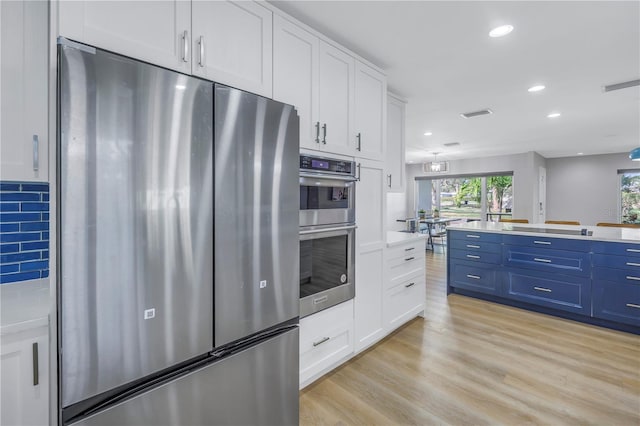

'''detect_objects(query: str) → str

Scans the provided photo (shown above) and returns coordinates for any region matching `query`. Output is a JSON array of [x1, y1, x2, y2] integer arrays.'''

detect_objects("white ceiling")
[[269, 1, 640, 163]]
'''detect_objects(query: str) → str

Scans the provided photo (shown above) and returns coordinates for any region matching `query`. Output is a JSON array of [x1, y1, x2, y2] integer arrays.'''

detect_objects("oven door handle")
[[299, 225, 357, 235], [299, 172, 358, 182]]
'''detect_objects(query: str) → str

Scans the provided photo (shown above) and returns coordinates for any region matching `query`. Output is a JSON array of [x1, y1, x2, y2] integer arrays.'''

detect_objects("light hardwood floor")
[[300, 250, 640, 425]]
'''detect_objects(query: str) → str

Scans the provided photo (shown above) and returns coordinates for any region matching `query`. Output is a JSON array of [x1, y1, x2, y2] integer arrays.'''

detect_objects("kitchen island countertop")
[[387, 231, 428, 248]]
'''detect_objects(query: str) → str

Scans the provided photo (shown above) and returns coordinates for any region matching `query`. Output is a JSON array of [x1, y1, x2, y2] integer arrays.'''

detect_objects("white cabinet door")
[[58, 0, 191, 74], [192, 1, 272, 97], [273, 15, 319, 151], [355, 159, 386, 251], [354, 61, 386, 161], [0, 0, 48, 182], [318, 41, 355, 157], [386, 94, 406, 192], [0, 327, 49, 426], [354, 248, 385, 352]]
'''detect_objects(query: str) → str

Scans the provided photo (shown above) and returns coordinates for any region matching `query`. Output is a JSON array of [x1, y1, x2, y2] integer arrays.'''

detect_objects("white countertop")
[[386, 231, 428, 248], [1, 279, 50, 335], [447, 222, 640, 244]]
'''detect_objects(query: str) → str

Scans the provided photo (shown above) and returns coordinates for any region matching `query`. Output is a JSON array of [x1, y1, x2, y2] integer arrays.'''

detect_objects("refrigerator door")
[[59, 44, 213, 407], [69, 327, 299, 426], [214, 85, 300, 346]]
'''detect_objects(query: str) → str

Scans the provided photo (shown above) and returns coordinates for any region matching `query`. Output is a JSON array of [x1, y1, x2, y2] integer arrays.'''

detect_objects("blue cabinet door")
[[448, 230, 502, 244], [592, 241, 640, 258], [449, 259, 501, 295], [503, 234, 589, 252], [592, 280, 640, 327]]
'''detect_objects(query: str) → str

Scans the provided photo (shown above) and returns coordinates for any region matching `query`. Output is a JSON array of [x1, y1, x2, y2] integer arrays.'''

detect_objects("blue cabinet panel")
[[592, 241, 640, 258], [450, 239, 501, 254], [503, 245, 591, 277], [504, 269, 591, 315], [593, 280, 640, 327], [448, 230, 502, 243], [592, 266, 640, 284], [503, 234, 589, 252], [592, 254, 640, 273], [450, 248, 501, 265], [449, 259, 500, 295]]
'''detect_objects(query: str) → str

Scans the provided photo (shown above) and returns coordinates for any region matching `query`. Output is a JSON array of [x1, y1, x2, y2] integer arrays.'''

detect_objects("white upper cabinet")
[[273, 15, 319, 150], [317, 41, 355, 157], [1, 0, 48, 182], [58, 1, 191, 74], [192, 1, 273, 98], [354, 61, 386, 161], [386, 94, 407, 192]]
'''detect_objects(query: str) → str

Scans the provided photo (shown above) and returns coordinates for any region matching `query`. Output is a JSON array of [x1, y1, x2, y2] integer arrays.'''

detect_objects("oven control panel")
[[300, 155, 355, 176]]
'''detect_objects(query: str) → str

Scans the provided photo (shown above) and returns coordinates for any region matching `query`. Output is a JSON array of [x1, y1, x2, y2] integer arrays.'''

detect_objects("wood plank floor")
[[300, 250, 640, 425]]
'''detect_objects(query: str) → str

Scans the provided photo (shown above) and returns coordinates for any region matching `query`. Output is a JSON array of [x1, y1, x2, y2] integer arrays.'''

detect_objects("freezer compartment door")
[[59, 44, 214, 407], [69, 327, 299, 426], [214, 85, 300, 346]]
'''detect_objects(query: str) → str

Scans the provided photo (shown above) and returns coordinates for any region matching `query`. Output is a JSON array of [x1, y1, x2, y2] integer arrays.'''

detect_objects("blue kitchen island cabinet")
[[447, 223, 640, 334]]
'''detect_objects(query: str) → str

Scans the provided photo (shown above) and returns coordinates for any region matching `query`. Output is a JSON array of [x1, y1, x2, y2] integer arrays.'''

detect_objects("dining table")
[[419, 217, 461, 250]]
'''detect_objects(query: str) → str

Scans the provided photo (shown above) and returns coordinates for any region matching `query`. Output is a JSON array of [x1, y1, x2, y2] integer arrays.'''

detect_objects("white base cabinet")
[[354, 248, 385, 352], [299, 300, 354, 389], [0, 325, 49, 426]]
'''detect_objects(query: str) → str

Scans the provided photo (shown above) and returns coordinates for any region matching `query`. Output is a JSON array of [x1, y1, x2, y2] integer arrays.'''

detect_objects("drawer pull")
[[405, 257, 415, 262], [404, 247, 415, 252], [626, 248, 640, 253], [466, 274, 481, 280], [466, 244, 480, 249], [626, 262, 640, 267], [32, 342, 39, 386], [466, 234, 480, 239], [534, 286, 552, 293], [534, 258, 552, 263], [626, 303, 640, 309], [534, 240, 551, 245], [466, 254, 480, 259], [626, 276, 640, 281], [313, 337, 330, 347], [313, 295, 329, 305], [405, 282, 416, 288]]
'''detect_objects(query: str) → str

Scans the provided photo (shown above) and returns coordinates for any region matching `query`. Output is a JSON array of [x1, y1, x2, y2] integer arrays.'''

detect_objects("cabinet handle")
[[466, 254, 480, 259], [404, 247, 415, 252], [626, 303, 640, 309], [626, 262, 640, 267], [181, 30, 189, 62], [198, 36, 205, 67], [322, 123, 327, 144], [313, 336, 330, 347], [356, 132, 361, 151], [466, 244, 480, 249], [466, 274, 481, 280], [405, 282, 416, 288], [32, 342, 39, 386], [356, 163, 361, 181], [466, 234, 480, 239], [32, 135, 39, 171], [387, 174, 392, 188], [404, 257, 415, 262], [626, 248, 640, 253], [534, 258, 552, 263], [314, 122, 320, 144], [626, 276, 640, 281], [313, 295, 328, 304], [534, 240, 551, 245], [534, 286, 552, 293]]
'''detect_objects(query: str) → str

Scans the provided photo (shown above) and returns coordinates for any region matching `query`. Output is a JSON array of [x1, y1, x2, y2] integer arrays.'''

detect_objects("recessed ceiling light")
[[489, 24, 514, 38], [408, 160, 414, 163], [547, 112, 561, 118], [528, 85, 545, 92], [577, 152, 584, 155], [424, 132, 433, 136]]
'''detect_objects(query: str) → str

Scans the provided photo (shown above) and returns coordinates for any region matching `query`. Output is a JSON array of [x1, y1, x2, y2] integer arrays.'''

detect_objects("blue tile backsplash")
[[0, 182, 49, 284]]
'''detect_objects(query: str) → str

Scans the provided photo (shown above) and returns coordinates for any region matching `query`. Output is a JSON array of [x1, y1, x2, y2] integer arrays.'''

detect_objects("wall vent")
[[602, 79, 640, 93], [460, 109, 493, 119], [444, 142, 460, 147]]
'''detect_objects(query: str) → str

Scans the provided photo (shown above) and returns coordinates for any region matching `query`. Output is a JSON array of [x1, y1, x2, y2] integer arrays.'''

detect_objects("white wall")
[[546, 153, 637, 226], [405, 151, 544, 223]]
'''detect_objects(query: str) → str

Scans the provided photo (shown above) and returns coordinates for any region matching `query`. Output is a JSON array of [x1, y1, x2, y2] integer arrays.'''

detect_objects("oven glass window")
[[300, 235, 348, 298], [300, 186, 349, 210]]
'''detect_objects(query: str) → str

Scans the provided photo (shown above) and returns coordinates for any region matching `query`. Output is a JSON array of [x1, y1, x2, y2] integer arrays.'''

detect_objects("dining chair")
[[596, 222, 640, 228], [499, 218, 529, 223], [545, 220, 581, 225]]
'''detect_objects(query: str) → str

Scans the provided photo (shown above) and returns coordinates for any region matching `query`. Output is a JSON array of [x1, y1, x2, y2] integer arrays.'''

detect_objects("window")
[[620, 171, 640, 224]]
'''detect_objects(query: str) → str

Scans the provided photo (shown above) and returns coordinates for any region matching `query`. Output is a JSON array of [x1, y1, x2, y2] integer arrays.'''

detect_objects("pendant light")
[[630, 147, 640, 161]]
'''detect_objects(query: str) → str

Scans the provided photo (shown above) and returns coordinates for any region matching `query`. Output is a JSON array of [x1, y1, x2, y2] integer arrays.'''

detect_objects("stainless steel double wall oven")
[[299, 155, 356, 317]]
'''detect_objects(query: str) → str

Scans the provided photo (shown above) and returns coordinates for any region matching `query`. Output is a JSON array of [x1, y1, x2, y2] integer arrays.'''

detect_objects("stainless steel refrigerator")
[[58, 39, 300, 425]]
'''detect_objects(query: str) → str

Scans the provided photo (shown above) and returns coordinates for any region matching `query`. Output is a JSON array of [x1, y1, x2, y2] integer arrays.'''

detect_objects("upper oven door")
[[299, 175, 356, 227]]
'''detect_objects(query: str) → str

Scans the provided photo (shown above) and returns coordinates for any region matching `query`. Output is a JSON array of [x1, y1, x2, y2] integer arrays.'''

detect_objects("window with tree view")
[[621, 171, 640, 224]]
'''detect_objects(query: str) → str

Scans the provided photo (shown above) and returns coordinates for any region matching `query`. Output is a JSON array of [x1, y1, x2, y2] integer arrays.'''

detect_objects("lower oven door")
[[299, 224, 356, 318]]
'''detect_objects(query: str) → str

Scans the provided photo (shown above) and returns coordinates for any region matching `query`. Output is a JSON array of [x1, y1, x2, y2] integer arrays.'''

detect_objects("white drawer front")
[[384, 274, 425, 331], [387, 241, 424, 261]]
